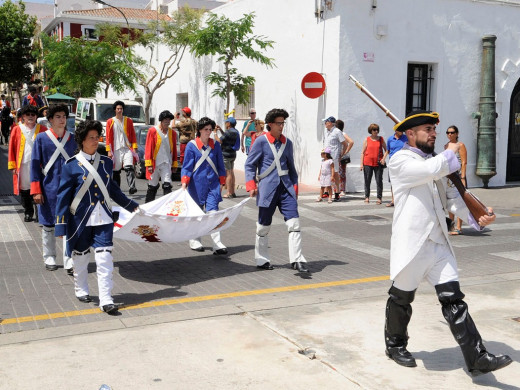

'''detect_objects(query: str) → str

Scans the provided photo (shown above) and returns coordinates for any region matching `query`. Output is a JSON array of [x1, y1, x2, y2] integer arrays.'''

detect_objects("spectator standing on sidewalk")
[[323, 116, 348, 201], [1, 105, 14, 145], [381, 128, 408, 207], [8, 105, 44, 221], [214, 116, 240, 198], [245, 108, 308, 273], [181, 117, 227, 254], [360, 123, 386, 204], [241, 108, 257, 155], [250, 119, 266, 150], [105, 100, 138, 194], [30, 104, 76, 273], [55, 120, 139, 315], [316, 147, 335, 204], [444, 125, 467, 235], [176, 107, 197, 165], [384, 110, 511, 375], [334, 119, 354, 197]]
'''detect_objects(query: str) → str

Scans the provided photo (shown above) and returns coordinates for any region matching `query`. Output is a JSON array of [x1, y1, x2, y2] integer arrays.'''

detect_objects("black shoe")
[[102, 304, 119, 314], [257, 262, 274, 270], [77, 295, 92, 303], [334, 193, 340, 201], [469, 353, 513, 376], [191, 246, 205, 252], [45, 264, 58, 271], [213, 248, 228, 255], [24, 214, 33, 222], [385, 347, 417, 367], [129, 187, 137, 194], [231, 193, 237, 198], [66, 268, 74, 276], [291, 262, 309, 273]]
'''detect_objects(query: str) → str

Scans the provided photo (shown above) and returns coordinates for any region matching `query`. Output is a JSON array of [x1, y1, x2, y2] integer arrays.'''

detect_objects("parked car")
[[134, 124, 181, 181], [66, 113, 76, 134]]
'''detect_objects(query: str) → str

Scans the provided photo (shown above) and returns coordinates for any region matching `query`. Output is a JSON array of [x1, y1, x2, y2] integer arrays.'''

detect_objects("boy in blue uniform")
[[55, 120, 139, 314], [31, 104, 76, 273], [244, 108, 308, 273]]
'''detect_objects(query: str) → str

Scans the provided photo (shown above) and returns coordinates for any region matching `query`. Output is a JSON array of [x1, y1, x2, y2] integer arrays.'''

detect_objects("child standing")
[[317, 147, 335, 204]]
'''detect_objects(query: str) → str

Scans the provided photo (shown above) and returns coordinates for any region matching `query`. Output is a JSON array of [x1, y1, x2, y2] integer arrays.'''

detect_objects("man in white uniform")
[[385, 110, 512, 376]]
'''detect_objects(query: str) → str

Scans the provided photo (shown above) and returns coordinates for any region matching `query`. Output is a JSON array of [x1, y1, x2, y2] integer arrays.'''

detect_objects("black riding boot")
[[385, 285, 417, 367], [113, 169, 121, 188], [162, 182, 172, 195], [435, 281, 512, 376], [145, 184, 160, 203], [20, 189, 34, 222], [124, 165, 137, 194]]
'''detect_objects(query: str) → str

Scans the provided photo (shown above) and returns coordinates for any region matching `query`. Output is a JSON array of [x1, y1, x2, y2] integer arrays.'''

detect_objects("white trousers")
[[73, 246, 114, 307], [42, 226, 73, 269], [189, 211, 226, 251], [392, 238, 459, 292], [113, 147, 133, 171], [149, 162, 172, 187], [254, 218, 307, 266]]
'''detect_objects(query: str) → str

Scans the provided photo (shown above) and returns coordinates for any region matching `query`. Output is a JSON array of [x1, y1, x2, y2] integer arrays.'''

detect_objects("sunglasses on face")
[[446, 131, 456, 134], [372, 129, 379, 132]]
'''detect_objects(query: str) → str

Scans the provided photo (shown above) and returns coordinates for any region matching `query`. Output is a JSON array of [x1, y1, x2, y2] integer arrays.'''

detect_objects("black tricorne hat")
[[393, 110, 440, 132]]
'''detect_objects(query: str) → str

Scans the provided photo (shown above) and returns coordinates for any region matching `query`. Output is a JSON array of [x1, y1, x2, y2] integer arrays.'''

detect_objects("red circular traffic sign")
[[301, 72, 326, 99]]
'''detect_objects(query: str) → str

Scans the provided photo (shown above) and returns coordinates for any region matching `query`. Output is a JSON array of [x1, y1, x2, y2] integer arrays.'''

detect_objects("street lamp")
[[92, 0, 130, 30]]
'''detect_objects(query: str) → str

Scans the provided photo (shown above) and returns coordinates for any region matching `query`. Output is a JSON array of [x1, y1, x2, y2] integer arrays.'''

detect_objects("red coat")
[[144, 126, 178, 180], [8, 124, 45, 194], [105, 116, 137, 153]]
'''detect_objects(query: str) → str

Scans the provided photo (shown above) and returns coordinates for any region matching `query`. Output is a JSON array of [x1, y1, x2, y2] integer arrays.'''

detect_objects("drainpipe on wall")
[[472, 35, 497, 188]]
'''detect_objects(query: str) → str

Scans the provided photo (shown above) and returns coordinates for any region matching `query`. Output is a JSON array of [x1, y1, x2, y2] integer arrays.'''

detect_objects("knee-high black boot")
[[124, 165, 137, 194], [20, 189, 34, 222], [162, 182, 172, 195], [435, 281, 512, 376], [385, 285, 417, 367], [145, 184, 160, 203], [113, 169, 121, 188]]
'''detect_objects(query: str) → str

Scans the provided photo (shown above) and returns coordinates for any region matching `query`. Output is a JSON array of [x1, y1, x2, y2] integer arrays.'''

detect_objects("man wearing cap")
[[144, 110, 178, 202], [176, 107, 197, 165], [105, 100, 138, 194], [323, 116, 348, 201], [244, 108, 308, 273], [384, 110, 511, 375], [214, 117, 240, 198]]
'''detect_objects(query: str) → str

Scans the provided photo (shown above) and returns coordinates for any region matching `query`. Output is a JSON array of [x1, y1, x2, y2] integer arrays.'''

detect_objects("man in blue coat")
[[55, 120, 139, 314], [244, 108, 308, 273], [31, 104, 77, 273]]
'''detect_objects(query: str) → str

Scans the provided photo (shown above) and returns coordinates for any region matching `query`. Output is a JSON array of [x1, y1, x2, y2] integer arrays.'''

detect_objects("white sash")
[[113, 117, 132, 149], [257, 141, 288, 180], [191, 140, 218, 175], [73, 153, 113, 214], [43, 130, 71, 176]]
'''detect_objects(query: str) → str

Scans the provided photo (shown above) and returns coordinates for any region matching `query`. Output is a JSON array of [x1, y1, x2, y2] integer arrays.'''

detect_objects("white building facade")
[[122, 0, 520, 189]]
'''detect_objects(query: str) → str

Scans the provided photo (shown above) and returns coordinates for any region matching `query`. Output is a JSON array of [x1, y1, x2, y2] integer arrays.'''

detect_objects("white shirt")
[[20, 124, 36, 164], [155, 128, 172, 166], [324, 126, 345, 159], [80, 151, 113, 226], [113, 118, 127, 151]]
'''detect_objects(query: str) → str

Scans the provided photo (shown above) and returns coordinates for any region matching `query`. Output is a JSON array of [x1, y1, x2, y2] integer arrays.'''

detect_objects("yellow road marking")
[[0, 275, 389, 325], [511, 214, 520, 217]]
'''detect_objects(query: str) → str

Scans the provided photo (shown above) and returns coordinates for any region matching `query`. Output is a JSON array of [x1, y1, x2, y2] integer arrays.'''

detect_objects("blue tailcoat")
[[30, 130, 77, 226], [55, 154, 138, 256], [244, 133, 298, 207], [181, 138, 226, 209]]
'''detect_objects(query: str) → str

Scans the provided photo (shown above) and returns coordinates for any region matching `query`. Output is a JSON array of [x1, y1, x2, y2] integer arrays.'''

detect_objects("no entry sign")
[[301, 72, 326, 99]]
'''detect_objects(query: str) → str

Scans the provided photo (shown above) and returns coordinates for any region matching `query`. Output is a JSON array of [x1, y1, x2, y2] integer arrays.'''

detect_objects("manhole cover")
[[350, 215, 386, 221]]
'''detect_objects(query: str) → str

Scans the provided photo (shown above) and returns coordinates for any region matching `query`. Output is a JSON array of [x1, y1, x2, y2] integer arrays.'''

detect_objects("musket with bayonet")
[[348, 74, 492, 221]]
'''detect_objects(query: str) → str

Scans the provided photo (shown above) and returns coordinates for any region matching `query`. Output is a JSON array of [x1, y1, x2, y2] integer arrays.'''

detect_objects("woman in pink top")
[[360, 123, 386, 204]]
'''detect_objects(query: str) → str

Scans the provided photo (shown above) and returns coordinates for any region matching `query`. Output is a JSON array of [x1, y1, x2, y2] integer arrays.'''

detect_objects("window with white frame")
[[82, 25, 98, 40], [234, 85, 255, 120]]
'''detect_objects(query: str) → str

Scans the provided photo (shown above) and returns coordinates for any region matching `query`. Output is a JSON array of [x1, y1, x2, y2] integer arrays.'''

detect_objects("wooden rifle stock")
[[348, 75, 492, 220]]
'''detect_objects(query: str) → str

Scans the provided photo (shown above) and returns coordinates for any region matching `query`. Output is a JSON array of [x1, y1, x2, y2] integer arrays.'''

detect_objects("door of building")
[[507, 79, 520, 181]]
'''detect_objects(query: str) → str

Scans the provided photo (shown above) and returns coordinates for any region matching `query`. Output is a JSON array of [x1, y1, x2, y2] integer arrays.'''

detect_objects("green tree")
[[0, 0, 37, 100], [190, 13, 275, 113], [100, 6, 203, 123], [41, 34, 137, 98]]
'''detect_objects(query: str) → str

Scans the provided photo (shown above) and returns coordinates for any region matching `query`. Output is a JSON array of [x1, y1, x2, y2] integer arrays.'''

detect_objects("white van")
[[75, 98, 146, 135]]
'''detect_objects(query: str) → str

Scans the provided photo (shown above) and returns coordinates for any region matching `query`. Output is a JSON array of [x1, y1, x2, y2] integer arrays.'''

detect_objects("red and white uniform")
[[105, 116, 137, 170], [144, 126, 178, 185]]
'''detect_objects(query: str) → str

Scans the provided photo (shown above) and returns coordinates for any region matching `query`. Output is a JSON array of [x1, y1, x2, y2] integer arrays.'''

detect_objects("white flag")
[[113, 189, 249, 243]]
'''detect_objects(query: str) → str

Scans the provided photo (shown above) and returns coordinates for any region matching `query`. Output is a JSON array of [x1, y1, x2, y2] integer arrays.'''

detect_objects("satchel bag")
[[378, 140, 386, 168], [340, 153, 351, 164]]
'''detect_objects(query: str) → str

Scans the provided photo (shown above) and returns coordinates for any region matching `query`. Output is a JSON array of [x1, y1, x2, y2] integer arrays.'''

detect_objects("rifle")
[[348, 74, 492, 221]]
